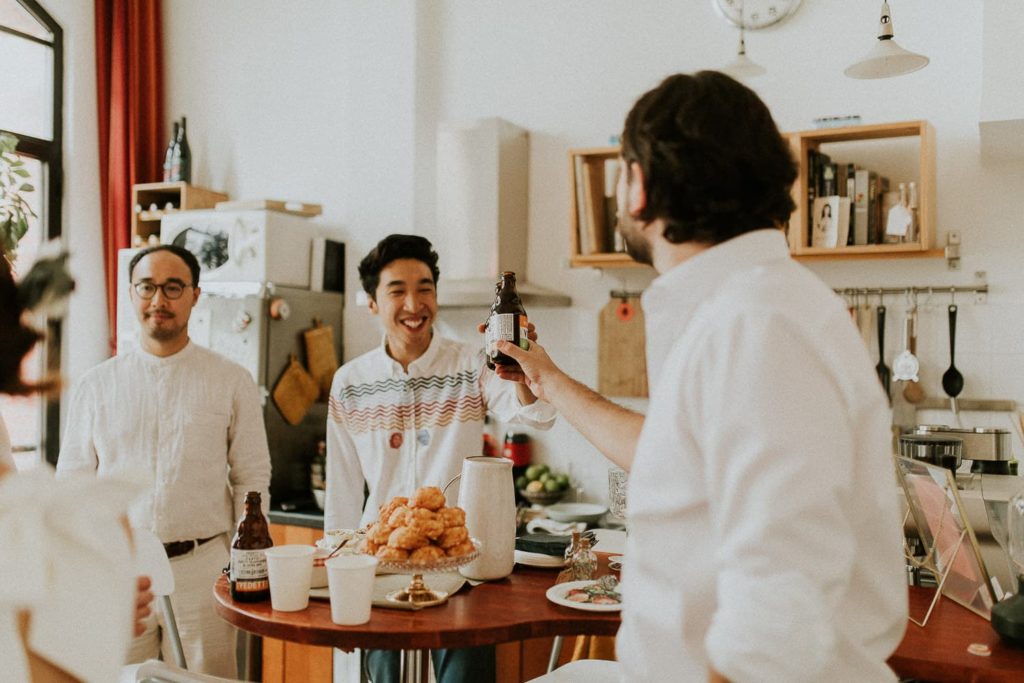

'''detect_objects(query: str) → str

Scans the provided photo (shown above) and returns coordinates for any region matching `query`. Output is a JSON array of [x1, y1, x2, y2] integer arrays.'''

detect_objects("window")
[[0, 0, 63, 469]]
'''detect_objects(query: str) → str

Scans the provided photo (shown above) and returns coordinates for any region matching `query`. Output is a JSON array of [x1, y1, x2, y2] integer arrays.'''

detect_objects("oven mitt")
[[515, 531, 597, 556], [303, 318, 338, 401], [272, 354, 320, 425]]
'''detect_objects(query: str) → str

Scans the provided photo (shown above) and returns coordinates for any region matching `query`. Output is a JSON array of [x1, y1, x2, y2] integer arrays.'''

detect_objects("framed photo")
[[895, 456, 998, 620], [811, 196, 850, 248]]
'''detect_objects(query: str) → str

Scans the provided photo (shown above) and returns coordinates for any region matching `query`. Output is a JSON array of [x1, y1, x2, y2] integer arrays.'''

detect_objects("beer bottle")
[[485, 271, 528, 370], [229, 491, 273, 602]]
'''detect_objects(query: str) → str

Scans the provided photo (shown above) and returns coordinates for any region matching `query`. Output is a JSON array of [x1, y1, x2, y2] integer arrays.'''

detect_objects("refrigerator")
[[116, 211, 344, 506]]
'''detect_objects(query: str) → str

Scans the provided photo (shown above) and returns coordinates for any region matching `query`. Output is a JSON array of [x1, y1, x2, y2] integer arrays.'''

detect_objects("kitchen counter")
[[268, 506, 324, 529]]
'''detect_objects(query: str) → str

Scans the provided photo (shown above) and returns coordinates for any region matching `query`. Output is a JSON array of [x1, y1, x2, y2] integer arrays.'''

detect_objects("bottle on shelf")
[[229, 491, 273, 602], [162, 121, 179, 182], [485, 271, 528, 370], [907, 181, 919, 243], [169, 116, 191, 183]]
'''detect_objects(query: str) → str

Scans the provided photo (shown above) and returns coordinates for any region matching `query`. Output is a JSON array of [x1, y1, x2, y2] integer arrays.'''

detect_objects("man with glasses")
[[58, 244, 271, 677]]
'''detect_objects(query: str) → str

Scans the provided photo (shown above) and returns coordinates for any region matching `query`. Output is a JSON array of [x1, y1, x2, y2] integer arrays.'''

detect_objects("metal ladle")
[[941, 303, 965, 412]]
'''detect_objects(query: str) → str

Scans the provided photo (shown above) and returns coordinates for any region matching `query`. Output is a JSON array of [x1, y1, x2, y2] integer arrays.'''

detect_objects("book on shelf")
[[603, 158, 621, 252], [574, 156, 591, 254], [582, 158, 609, 254], [844, 163, 857, 245], [869, 174, 890, 245], [853, 169, 872, 245]]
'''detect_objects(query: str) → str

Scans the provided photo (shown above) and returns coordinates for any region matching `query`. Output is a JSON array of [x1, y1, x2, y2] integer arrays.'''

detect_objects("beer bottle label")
[[230, 548, 269, 592], [486, 313, 529, 355]]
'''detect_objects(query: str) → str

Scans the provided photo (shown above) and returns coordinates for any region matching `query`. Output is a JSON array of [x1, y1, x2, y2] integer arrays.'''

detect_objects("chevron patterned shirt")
[[324, 334, 555, 529]]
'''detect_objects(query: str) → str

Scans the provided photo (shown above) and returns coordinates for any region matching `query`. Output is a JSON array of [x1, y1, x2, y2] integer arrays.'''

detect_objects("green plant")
[[1, 132, 37, 259]]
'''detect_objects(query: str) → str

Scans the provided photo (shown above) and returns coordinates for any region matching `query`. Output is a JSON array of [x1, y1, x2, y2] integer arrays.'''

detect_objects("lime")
[[544, 478, 561, 493], [525, 465, 544, 481], [515, 475, 528, 490], [555, 474, 571, 490], [539, 472, 553, 483]]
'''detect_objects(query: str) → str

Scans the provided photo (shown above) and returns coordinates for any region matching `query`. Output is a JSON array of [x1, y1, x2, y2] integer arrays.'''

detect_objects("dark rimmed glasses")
[[132, 281, 192, 300]]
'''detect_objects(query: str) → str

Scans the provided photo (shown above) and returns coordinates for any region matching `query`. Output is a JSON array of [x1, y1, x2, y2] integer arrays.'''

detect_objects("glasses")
[[132, 281, 192, 300]]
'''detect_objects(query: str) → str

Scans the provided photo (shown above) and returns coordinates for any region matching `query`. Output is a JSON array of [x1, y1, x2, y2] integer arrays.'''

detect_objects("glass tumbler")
[[608, 466, 628, 520]]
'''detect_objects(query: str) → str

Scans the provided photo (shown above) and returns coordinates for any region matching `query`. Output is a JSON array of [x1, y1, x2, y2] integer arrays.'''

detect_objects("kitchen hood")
[[432, 117, 571, 309]]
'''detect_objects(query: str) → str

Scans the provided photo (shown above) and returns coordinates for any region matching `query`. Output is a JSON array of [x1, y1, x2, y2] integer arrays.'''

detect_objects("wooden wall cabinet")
[[786, 120, 940, 261], [131, 181, 228, 246], [567, 120, 940, 267]]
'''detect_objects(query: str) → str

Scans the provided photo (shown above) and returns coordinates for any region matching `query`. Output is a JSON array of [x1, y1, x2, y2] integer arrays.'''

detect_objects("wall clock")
[[712, 0, 802, 30]]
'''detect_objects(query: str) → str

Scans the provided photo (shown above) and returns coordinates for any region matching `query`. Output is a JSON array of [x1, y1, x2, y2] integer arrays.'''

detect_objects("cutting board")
[[598, 295, 648, 398]]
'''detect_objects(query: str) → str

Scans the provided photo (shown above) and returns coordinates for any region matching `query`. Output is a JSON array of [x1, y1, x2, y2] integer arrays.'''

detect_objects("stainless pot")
[[898, 434, 963, 473]]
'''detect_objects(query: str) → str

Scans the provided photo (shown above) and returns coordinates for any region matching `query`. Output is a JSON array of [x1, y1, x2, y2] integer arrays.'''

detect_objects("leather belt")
[[164, 534, 219, 559]]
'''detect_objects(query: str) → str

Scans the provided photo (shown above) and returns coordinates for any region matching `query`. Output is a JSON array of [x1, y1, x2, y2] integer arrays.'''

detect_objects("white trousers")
[[126, 533, 238, 678]]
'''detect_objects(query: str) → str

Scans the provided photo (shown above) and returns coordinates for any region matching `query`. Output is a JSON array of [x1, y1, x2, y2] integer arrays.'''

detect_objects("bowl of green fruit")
[[516, 464, 571, 506]]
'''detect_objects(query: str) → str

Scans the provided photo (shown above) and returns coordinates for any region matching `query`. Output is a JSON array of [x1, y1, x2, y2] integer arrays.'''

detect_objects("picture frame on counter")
[[896, 456, 999, 625]]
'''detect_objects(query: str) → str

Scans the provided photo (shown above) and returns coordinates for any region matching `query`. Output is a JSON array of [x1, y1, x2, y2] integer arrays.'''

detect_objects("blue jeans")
[[364, 646, 496, 683]]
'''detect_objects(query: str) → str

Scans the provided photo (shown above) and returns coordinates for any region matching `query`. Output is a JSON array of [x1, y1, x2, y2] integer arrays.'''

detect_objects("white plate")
[[514, 549, 565, 568], [545, 580, 623, 612], [546, 503, 608, 524]]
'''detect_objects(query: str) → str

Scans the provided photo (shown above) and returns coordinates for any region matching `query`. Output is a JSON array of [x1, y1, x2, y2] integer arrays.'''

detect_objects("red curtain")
[[96, 0, 164, 351]]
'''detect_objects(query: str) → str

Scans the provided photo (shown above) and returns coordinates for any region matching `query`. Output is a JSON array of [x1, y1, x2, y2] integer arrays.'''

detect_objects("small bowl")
[[519, 488, 567, 506], [546, 502, 608, 524], [312, 488, 326, 510]]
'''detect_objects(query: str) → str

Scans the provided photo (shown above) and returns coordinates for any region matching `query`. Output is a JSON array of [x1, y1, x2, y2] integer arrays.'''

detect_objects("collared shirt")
[[617, 229, 907, 682], [56, 341, 272, 543], [324, 334, 556, 530]]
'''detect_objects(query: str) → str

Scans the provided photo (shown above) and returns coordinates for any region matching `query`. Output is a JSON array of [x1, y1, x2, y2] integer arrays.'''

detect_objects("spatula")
[[902, 305, 925, 403], [875, 305, 891, 400]]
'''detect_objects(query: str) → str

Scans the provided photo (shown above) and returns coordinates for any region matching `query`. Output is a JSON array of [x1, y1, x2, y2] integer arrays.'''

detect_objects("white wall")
[[153, 0, 1024, 503], [43, 0, 106, 384]]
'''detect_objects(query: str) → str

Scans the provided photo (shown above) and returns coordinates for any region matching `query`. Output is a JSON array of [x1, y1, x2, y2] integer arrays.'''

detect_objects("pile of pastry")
[[359, 486, 473, 563]]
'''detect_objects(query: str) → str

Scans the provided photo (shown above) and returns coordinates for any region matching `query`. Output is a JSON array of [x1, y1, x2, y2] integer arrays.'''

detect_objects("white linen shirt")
[[617, 229, 907, 682], [56, 341, 271, 543], [324, 334, 556, 530]]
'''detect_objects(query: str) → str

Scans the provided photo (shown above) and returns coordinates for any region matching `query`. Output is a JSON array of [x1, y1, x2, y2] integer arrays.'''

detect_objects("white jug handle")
[[442, 473, 462, 498]]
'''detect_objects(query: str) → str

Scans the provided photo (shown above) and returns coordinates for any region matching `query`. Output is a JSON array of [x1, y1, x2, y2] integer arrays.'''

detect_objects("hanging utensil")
[[875, 304, 891, 400], [902, 303, 925, 403], [941, 304, 965, 411], [893, 307, 920, 383]]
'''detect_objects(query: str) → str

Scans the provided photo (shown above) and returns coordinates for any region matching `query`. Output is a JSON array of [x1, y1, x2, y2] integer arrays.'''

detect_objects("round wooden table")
[[214, 558, 621, 682]]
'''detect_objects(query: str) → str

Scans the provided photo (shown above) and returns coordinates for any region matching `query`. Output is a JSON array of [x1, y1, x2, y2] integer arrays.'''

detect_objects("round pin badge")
[[389, 432, 403, 449], [416, 429, 430, 446]]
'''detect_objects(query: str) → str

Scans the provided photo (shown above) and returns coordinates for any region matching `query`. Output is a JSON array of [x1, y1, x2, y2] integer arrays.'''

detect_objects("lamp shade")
[[723, 32, 766, 79], [723, 52, 767, 79], [844, 37, 929, 79]]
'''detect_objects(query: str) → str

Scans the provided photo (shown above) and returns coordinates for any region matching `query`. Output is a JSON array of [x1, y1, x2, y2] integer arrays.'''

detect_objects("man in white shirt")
[[58, 245, 271, 678], [325, 234, 555, 682], [500, 72, 907, 683]]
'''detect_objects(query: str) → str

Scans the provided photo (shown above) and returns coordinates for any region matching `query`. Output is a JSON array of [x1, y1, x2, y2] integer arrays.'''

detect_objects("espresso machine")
[[899, 424, 1021, 594]]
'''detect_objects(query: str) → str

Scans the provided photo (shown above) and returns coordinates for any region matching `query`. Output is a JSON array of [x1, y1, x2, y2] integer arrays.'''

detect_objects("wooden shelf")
[[567, 120, 939, 267], [787, 120, 937, 260], [131, 181, 228, 246]]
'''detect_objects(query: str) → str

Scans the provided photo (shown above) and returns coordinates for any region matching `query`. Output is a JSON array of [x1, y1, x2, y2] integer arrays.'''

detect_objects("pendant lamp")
[[845, 1, 929, 79], [723, 28, 766, 79]]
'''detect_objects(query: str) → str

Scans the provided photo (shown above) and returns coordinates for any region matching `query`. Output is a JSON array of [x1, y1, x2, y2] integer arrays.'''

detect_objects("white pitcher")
[[454, 456, 515, 580]]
